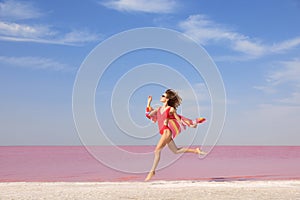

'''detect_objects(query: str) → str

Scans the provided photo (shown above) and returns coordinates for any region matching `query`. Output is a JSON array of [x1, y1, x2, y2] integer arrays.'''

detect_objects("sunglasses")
[[161, 95, 166, 98]]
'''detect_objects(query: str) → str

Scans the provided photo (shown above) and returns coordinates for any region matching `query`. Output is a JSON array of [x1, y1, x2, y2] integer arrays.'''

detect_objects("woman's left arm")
[[170, 107, 181, 122]]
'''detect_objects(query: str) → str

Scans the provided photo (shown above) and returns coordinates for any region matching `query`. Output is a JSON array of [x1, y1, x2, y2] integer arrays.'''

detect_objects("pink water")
[[1, 146, 299, 182]]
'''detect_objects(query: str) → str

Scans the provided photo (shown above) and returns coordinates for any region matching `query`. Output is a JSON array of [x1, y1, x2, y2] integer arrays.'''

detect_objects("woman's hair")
[[165, 89, 182, 109]]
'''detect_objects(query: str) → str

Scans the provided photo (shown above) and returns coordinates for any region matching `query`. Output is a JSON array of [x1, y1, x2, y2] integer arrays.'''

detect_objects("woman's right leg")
[[145, 130, 172, 181]]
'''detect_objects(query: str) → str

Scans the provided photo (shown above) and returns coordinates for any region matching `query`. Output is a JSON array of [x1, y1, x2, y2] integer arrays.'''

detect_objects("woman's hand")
[[147, 96, 152, 107]]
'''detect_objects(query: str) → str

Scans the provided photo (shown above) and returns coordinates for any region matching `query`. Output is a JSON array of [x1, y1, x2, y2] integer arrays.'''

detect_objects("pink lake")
[[0, 146, 299, 182]]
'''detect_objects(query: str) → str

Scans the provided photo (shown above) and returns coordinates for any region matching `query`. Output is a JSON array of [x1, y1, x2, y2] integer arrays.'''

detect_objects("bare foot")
[[190, 124, 197, 128], [145, 171, 155, 181], [196, 147, 207, 155]]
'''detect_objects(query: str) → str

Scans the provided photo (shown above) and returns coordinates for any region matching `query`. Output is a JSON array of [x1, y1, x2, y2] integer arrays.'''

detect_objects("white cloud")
[[101, 0, 178, 13], [232, 38, 265, 57], [255, 58, 300, 104], [267, 59, 300, 86], [179, 15, 300, 59], [271, 37, 300, 53], [0, 0, 42, 20], [0, 1, 102, 45], [178, 15, 266, 57], [0, 56, 74, 72], [58, 30, 103, 44], [202, 56, 300, 145], [179, 15, 236, 44], [0, 21, 55, 38], [253, 86, 277, 94], [0, 21, 102, 45], [277, 92, 300, 106]]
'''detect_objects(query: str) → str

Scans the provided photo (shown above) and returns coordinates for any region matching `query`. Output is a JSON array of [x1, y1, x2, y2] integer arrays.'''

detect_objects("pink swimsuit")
[[157, 107, 172, 135], [146, 106, 206, 138], [157, 106, 180, 138]]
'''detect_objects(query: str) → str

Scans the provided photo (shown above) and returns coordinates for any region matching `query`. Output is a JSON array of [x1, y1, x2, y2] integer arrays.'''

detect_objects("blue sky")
[[1, 0, 300, 145]]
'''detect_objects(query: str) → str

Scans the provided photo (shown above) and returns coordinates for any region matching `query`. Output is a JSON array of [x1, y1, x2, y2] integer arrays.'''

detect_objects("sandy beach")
[[0, 181, 299, 200]]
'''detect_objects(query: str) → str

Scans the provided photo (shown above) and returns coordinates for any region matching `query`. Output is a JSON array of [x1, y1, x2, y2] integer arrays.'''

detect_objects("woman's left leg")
[[168, 139, 205, 154]]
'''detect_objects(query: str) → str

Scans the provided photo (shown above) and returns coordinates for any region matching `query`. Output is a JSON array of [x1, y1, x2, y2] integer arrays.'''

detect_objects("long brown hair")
[[165, 89, 182, 109]]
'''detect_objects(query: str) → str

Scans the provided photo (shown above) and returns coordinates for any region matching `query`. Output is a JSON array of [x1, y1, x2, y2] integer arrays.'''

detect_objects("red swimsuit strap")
[[166, 107, 171, 119], [158, 106, 170, 119]]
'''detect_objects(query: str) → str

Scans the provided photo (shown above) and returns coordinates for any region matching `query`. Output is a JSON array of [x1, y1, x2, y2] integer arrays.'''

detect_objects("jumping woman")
[[145, 89, 206, 181]]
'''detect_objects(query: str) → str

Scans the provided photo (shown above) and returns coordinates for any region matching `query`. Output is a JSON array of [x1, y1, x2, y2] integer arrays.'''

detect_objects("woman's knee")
[[172, 149, 180, 154], [170, 146, 183, 154], [154, 148, 162, 155]]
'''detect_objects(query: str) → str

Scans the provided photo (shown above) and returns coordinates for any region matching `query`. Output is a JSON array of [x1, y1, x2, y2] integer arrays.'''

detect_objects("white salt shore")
[[1, 180, 300, 200]]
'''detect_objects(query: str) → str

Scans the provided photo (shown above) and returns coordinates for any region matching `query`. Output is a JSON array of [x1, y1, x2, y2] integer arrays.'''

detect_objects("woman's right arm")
[[148, 107, 158, 117], [146, 95, 157, 116]]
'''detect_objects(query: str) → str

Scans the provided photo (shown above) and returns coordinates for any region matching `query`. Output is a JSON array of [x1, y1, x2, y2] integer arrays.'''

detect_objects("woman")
[[145, 89, 206, 181]]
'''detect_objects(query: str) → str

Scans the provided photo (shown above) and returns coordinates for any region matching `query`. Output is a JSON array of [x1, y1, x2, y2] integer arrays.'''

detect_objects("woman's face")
[[160, 93, 168, 103]]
